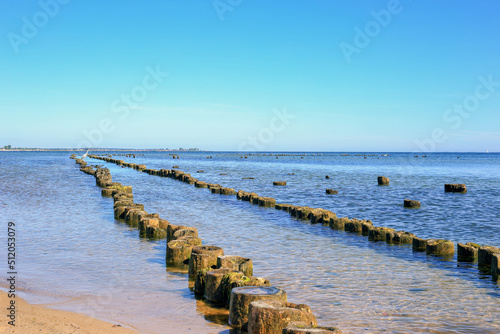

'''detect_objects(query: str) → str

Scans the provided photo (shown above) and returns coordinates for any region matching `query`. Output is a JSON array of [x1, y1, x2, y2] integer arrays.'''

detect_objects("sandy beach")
[[0, 291, 139, 334]]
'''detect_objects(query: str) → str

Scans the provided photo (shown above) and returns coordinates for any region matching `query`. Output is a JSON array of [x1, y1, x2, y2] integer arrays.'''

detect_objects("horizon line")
[[0, 148, 498, 154]]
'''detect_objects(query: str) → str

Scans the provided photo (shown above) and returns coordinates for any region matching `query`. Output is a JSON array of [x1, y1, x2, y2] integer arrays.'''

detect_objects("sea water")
[[0, 151, 499, 333]]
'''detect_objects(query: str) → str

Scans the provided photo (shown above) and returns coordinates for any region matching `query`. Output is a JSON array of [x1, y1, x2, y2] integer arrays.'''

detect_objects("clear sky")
[[1, 1, 499, 151]]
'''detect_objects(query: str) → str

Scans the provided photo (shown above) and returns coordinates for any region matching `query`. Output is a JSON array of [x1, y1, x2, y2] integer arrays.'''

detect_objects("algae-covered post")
[[210, 187, 222, 194], [177, 236, 202, 247], [457, 242, 480, 262], [445, 184, 467, 193], [204, 268, 242, 305], [229, 286, 287, 330], [309, 209, 336, 225], [217, 255, 253, 277], [390, 231, 415, 244], [478, 246, 500, 269], [167, 224, 192, 242], [412, 237, 427, 252], [173, 228, 198, 240], [247, 299, 317, 334], [404, 199, 421, 208], [222, 273, 271, 308], [345, 218, 371, 233], [329, 216, 348, 231], [195, 181, 209, 188], [368, 227, 395, 242], [426, 239, 454, 256], [220, 187, 237, 195], [378, 176, 389, 185], [188, 245, 224, 278], [166, 240, 194, 266], [258, 197, 276, 207]]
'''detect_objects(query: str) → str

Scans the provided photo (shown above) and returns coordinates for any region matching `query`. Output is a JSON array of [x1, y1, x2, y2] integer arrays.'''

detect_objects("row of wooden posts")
[[87, 153, 500, 283], [72, 154, 342, 334]]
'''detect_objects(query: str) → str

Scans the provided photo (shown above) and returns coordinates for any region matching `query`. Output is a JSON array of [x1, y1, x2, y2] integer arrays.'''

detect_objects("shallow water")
[[0, 151, 499, 333]]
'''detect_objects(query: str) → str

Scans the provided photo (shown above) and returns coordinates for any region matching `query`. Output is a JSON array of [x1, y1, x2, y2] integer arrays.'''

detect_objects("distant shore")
[[0, 148, 201, 152]]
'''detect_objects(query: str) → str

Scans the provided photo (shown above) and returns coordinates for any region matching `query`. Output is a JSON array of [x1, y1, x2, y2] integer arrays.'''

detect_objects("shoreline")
[[0, 291, 139, 334]]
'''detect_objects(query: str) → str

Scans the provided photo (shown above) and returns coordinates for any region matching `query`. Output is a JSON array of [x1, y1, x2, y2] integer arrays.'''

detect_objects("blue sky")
[[0, 0, 499, 151]]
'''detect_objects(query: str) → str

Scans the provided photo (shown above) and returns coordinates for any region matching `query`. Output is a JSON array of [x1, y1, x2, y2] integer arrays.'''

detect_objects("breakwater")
[[84, 153, 500, 283], [73, 154, 344, 333]]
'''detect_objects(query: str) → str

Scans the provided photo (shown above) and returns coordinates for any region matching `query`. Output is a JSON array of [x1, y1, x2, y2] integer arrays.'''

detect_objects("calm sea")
[[0, 151, 499, 333]]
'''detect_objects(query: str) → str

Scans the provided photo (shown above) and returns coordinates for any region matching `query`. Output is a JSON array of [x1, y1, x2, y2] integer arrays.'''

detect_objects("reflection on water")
[[196, 298, 229, 326], [0, 152, 499, 334]]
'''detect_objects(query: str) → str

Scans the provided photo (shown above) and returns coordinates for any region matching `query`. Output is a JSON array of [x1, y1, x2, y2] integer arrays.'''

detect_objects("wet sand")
[[0, 291, 139, 334]]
